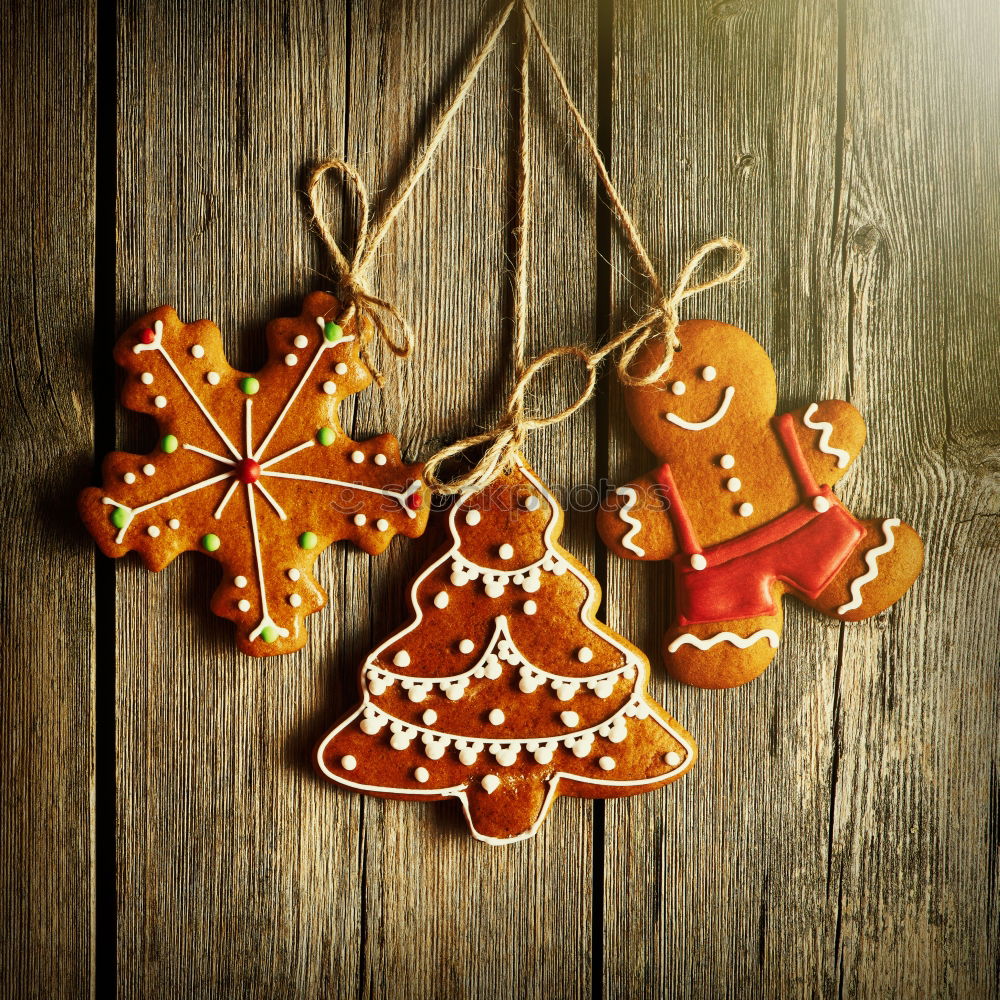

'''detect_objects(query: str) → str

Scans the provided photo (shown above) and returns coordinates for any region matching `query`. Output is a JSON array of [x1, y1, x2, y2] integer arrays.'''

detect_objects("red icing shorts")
[[674, 490, 864, 625]]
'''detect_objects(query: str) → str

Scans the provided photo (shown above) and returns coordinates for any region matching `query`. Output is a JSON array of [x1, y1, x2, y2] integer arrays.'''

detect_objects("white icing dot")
[[153, 395, 167, 408], [234, 576, 248, 588], [293, 334, 308, 349], [482, 774, 500, 794], [374, 453, 387, 466], [671, 381, 686, 396], [350, 450, 364, 464], [376, 518, 389, 531], [739, 502, 754, 517], [726, 477, 742, 492], [691, 553, 708, 571], [237, 599, 251, 612], [360, 718, 381, 735], [414, 767, 429, 783], [458, 639, 475, 654], [422, 709, 437, 726], [140, 372, 153, 385], [598, 756, 616, 771], [665, 751, 683, 767], [353, 514, 367, 526], [524, 495, 540, 511], [146, 525, 160, 538], [813, 495, 831, 513], [142, 464, 156, 476], [168, 519, 180, 529], [433, 591, 449, 609], [341, 755, 357, 771], [206, 371, 220, 385], [498, 543, 514, 560], [702, 365, 717, 382], [335, 362, 348, 375], [465, 509, 481, 526], [389, 733, 410, 751], [393, 650, 411, 667], [288, 594, 302, 608], [720, 454, 735, 469], [284, 353, 298, 366], [322, 381, 337, 395], [577, 646, 593, 663], [459, 748, 477, 766], [123, 472, 136, 484], [190, 344, 205, 359], [560, 711, 579, 727], [287, 568, 300, 581], [484, 582, 504, 599], [523, 600, 537, 615], [488, 709, 505, 726], [534, 747, 554, 765]]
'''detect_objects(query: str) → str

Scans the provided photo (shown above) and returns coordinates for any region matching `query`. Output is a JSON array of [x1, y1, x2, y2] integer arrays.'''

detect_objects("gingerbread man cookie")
[[79, 291, 429, 656], [316, 455, 695, 844], [597, 319, 924, 689]]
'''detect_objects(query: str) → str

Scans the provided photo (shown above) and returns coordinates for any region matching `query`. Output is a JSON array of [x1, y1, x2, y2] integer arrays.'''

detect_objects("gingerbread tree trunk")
[[317, 455, 695, 844]]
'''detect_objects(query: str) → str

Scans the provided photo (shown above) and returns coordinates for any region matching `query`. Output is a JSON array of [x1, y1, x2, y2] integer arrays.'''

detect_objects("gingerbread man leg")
[[804, 517, 924, 622], [663, 599, 784, 690]]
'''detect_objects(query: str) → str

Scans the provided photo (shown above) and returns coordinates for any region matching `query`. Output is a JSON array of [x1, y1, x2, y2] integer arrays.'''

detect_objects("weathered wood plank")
[[0, 0, 97, 996]]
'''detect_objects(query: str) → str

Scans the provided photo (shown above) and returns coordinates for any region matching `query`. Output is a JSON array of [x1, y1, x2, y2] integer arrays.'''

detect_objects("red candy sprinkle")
[[235, 458, 261, 484], [140, 327, 156, 344], [406, 488, 423, 510]]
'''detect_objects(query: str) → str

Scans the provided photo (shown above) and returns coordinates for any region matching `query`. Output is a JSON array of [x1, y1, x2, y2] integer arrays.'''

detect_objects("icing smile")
[[665, 385, 735, 431]]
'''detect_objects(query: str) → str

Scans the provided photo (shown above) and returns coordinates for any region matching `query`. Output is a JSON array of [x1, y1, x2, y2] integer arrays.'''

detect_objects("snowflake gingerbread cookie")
[[79, 291, 429, 656], [597, 319, 924, 689], [316, 455, 695, 844]]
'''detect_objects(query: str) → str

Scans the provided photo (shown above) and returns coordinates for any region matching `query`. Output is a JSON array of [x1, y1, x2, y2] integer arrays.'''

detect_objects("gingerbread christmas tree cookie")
[[597, 319, 924, 689], [316, 455, 695, 844], [79, 291, 429, 656]]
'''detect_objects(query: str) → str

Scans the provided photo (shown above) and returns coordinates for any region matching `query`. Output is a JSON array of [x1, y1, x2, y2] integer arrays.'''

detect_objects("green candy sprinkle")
[[298, 531, 318, 550], [201, 533, 221, 552], [261, 625, 279, 644], [111, 507, 128, 529], [160, 434, 179, 453], [323, 321, 342, 343], [316, 427, 335, 446], [239, 377, 260, 395]]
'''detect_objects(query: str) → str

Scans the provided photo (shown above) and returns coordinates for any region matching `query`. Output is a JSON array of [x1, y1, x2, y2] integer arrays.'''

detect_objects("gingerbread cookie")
[[79, 291, 429, 656], [316, 455, 695, 844], [597, 319, 924, 689]]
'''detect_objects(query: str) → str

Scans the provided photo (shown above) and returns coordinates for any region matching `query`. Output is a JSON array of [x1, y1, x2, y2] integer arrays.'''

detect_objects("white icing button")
[[146, 525, 160, 538], [206, 371, 220, 385], [350, 451, 364, 464], [376, 518, 389, 531], [560, 711, 579, 727], [458, 639, 475, 654], [140, 372, 153, 385], [720, 454, 735, 470], [422, 709, 438, 726], [488, 708, 505, 726], [813, 495, 831, 513], [433, 591, 449, 609], [153, 395, 167, 408], [322, 381, 337, 395], [599, 756, 616, 771], [738, 502, 754, 517], [190, 344, 205, 359], [284, 353, 298, 366], [353, 514, 367, 526], [690, 553, 708, 571], [168, 519, 180, 529], [374, 453, 387, 466], [534, 748, 554, 765], [237, 599, 251, 612], [671, 381, 686, 395], [665, 751, 683, 767], [123, 472, 136, 484], [726, 477, 741, 492], [459, 749, 477, 766], [702, 365, 716, 382], [484, 582, 504, 599], [142, 464, 156, 476], [341, 755, 357, 771], [577, 646, 593, 663], [234, 576, 248, 588], [414, 767, 429, 783], [335, 362, 348, 375], [465, 509, 481, 526], [287, 568, 300, 581], [498, 543, 514, 560], [482, 775, 500, 794], [293, 334, 308, 349], [393, 651, 410, 667], [524, 495, 540, 511], [288, 594, 302, 607], [523, 600, 537, 615]]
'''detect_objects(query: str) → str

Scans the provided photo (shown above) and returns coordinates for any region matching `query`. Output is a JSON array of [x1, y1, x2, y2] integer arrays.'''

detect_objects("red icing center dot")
[[140, 327, 155, 344], [235, 458, 261, 484], [406, 488, 423, 510]]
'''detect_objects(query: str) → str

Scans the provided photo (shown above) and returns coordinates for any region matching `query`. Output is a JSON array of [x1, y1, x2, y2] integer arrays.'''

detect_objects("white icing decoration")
[[374, 453, 387, 466], [488, 709, 505, 726], [690, 553, 707, 570], [459, 749, 477, 766], [671, 381, 686, 396], [499, 543, 514, 560], [341, 755, 357, 771], [523, 600, 537, 615], [393, 651, 411, 667], [190, 344, 205, 359], [813, 495, 830, 513], [667, 629, 780, 653], [599, 756, 616, 771], [560, 711, 579, 727], [484, 581, 504, 598], [702, 366, 716, 382], [803, 403, 851, 468], [458, 639, 475, 654], [376, 518, 389, 531], [322, 381, 337, 395], [289, 594, 302, 607], [123, 472, 136, 484], [153, 395, 167, 408], [146, 525, 160, 538], [140, 372, 153, 385], [665, 751, 683, 767], [206, 372, 220, 385], [238, 599, 251, 612], [720, 454, 735, 469], [837, 518, 900, 614], [414, 767, 429, 783], [168, 519, 180, 529], [739, 502, 754, 517], [726, 477, 741, 492], [465, 509, 481, 526], [293, 334, 308, 349], [422, 709, 437, 726], [614, 486, 646, 557], [284, 353, 298, 367], [534, 747, 553, 765], [524, 495, 540, 511], [335, 362, 348, 375], [350, 451, 364, 464], [666, 385, 735, 431], [481, 775, 500, 794], [433, 591, 449, 609], [234, 575, 248, 588], [287, 568, 300, 581], [353, 514, 366, 526], [577, 646, 593, 663]]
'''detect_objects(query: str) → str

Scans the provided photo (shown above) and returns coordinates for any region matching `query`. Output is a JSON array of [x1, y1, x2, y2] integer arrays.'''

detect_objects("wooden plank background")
[[2, 0, 998, 997]]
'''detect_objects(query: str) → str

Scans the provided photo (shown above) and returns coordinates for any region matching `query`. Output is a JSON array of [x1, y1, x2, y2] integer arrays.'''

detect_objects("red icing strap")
[[653, 462, 702, 555], [775, 413, 820, 498]]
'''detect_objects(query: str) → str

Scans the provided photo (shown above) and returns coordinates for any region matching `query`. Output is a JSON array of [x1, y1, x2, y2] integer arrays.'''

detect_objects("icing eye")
[[702, 366, 716, 382], [671, 381, 686, 396]]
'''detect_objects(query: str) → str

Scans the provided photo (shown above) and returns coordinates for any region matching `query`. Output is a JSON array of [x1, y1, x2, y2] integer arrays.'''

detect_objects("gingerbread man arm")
[[784, 400, 866, 489], [596, 471, 679, 562]]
